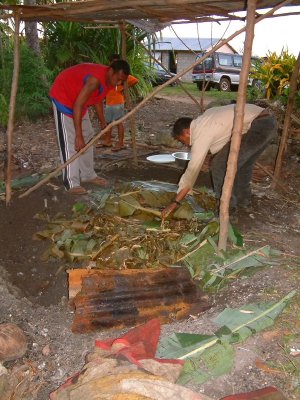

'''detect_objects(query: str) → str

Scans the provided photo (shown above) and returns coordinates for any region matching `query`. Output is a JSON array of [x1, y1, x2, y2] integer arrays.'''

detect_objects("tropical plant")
[[0, 39, 52, 126], [280, 86, 300, 111], [250, 49, 299, 99], [42, 21, 153, 99]]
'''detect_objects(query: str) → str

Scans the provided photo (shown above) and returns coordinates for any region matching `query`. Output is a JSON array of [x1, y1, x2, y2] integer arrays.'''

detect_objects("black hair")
[[109, 54, 121, 63], [172, 117, 193, 138], [110, 59, 130, 76]]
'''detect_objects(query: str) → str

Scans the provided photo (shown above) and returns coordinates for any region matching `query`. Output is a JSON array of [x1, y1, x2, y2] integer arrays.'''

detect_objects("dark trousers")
[[210, 114, 278, 207]]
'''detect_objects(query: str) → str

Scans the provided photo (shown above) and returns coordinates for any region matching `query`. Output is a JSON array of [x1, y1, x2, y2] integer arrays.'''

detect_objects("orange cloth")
[[106, 74, 138, 106]]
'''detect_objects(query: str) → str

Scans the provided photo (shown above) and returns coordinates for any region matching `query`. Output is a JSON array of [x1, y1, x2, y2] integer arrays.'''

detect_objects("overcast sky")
[[161, 7, 300, 57]]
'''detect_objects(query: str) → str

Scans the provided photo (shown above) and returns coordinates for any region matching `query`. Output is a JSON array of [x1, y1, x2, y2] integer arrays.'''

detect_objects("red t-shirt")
[[49, 63, 112, 117]]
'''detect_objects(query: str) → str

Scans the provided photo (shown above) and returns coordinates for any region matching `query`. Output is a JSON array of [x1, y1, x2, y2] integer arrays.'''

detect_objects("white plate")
[[146, 154, 175, 164]]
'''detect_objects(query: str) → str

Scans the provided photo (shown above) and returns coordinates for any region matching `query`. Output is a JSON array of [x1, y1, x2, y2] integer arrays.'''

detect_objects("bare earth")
[[0, 94, 299, 399]]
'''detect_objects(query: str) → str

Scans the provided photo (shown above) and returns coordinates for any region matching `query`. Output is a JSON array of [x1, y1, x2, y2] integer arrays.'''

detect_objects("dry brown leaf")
[[255, 358, 283, 375], [120, 378, 213, 400], [261, 329, 291, 341]]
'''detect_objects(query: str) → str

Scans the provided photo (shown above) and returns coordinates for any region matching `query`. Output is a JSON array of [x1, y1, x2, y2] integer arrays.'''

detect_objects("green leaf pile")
[[33, 182, 218, 269], [33, 181, 277, 287]]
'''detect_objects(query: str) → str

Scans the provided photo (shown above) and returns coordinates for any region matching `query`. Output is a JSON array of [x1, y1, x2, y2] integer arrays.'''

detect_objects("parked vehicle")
[[192, 52, 262, 92], [146, 62, 180, 86]]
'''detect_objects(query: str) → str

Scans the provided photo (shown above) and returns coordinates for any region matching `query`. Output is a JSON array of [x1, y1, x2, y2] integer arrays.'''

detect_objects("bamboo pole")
[[218, 0, 257, 251], [120, 22, 138, 164], [125, 30, 202, 111], [5, 11, 20, 205], [272, 51, 300, 187], [19, 0, 291, 199]]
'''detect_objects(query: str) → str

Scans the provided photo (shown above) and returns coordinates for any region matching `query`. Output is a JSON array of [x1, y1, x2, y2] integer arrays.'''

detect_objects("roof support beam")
[[120, 22, 138, 164], [5, 11, 20, 205]]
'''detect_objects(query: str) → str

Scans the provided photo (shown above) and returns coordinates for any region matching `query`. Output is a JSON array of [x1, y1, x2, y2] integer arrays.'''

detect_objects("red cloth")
[[49, 63, 112, 116], [221, 386, 287, 400], [95, 318, 183, 366]]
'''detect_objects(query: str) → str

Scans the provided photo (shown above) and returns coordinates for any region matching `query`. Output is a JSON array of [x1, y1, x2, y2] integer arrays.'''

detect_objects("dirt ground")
[[0, 94, 300, 399]]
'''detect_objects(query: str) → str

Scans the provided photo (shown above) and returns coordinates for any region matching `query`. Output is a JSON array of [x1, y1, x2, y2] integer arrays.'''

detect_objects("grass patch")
[[158, 82, 237, 102]]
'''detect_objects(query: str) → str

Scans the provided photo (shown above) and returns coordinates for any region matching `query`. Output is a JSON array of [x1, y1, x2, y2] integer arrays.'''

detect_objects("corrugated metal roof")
[[150, 37, 220, 51], [1, 1, 300, 24]]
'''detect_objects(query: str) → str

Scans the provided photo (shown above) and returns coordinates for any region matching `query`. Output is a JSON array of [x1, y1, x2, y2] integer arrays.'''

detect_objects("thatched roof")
[[1, 0, 300, 24]]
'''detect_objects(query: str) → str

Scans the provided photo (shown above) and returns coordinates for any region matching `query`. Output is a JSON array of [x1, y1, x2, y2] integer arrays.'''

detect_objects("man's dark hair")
[[110, 60, 130, 76], [172, 117, 193, 138]]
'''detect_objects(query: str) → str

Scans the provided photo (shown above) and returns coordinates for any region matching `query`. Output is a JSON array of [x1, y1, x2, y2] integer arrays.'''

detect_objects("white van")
[[192, 52, 262, 92]]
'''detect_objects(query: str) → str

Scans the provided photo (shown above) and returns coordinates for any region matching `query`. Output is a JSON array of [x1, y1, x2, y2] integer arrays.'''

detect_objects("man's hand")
[[161, 188, 190, 219], [75, 136, 86, 151], [161, 202, 178, 219]]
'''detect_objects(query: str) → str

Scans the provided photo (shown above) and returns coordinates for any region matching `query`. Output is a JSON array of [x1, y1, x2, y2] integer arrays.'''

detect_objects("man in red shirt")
[[50, 60, 130, 194]]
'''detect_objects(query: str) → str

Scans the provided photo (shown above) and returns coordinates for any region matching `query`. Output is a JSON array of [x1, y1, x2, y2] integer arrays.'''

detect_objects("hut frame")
[[1, 0, 299, 249]]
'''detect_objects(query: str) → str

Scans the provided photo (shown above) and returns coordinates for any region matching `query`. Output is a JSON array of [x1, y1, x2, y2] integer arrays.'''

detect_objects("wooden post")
[[272, 52, 300, 186], [120, 22, 138, 164], [218, 0, 257, 251], [19, 1, 289, 199], [5, 12, 20, 205]]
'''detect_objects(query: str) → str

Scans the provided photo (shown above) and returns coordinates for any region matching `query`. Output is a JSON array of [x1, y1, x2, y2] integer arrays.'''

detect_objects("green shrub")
[[280, 87, 300, 111], [42, 21, 153, 100], [0, 40, 52, 126], [0, 94, 8, 126], [250, 49, 298, 100]]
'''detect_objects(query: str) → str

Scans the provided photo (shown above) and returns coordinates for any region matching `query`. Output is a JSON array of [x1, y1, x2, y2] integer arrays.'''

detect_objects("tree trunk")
[[218, 0, 257, 250], [24, 0, 40, 55], [272, 52, 300, 186]]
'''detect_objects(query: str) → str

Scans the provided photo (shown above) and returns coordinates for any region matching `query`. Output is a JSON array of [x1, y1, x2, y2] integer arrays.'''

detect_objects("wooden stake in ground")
[[218, 0, 257, 251], [272, 51, 300, 187], [5, 12, 20, 205], [120, 22, 138, 164], [19, 0, 291, 199]]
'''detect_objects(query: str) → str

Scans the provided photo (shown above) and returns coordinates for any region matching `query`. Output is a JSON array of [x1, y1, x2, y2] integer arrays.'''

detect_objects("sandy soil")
[[0, 95, 299, 399]]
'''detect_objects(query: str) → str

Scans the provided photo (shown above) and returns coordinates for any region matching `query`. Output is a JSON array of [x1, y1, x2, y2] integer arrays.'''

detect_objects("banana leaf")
[[72, 202, 87, 213], [118, 195, 141, 216], [178, 341, 235, 385], [184, 243, 273, 290], [100, 181, 215, 219], [128, 180, 179, 193], [140, 190, 174, 208], [157, 291, 295, 361], [89, 189, 113, 209], [0, 174, 44, 194]]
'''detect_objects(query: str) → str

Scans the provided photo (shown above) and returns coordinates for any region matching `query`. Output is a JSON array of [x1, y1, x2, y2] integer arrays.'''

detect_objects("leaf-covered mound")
[[34, 181, 217, 270], [34, 181, 277, 289]]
